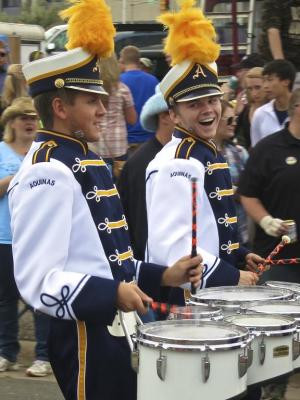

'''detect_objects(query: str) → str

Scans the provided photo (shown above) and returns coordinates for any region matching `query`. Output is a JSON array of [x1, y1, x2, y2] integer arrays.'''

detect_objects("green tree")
[[18, 0, 66, 29]]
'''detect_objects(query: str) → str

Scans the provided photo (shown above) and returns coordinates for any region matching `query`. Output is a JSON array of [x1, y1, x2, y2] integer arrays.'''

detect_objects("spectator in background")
[[117, 90, 174, 260], [229, 53, 265, 116], [119, 45, 159, 154], [258, 0, 300, 72], [239, 88, 300, 400], [28, 50, 45, 62], [1, 64, 28, 110], [140, 57, 153, 74], [239, 88, 300, 281], [90, 53, 137, 179], [251, 59, 296, 146], [0, 97, 52, 377], [0, 41, 8, 95], [215, 100, 249, 247], [235, 67, 268, 149]]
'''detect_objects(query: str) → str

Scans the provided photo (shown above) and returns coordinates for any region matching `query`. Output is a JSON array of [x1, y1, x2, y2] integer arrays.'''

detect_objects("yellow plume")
[[157, 0, 220, 66], [59, 0, 116, 58]]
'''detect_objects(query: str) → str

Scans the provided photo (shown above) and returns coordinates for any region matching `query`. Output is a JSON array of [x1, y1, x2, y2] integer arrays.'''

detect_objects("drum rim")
[[136, 320, 250, 350], [190, 285, 294, 306], [224, 313, 297, 336], [245, 300, 300, 319], [265, 281, 300, 293], [168, 304, 223, 318]]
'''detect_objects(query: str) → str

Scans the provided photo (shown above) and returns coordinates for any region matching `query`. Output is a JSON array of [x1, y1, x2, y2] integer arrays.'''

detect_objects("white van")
[[0, 22, 45, 64]]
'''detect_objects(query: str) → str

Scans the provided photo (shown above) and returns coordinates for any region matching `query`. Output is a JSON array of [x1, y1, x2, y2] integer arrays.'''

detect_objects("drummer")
[[7, 1, 203, 399], [146, 1, 262, 298]]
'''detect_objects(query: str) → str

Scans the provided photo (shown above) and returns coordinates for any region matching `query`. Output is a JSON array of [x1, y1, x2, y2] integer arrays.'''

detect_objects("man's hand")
[[245, 252, 265, 273], [116, 282, 152, 315], [161, 255, 203, 288], [259, 215, 287, 237], [238, 270, 259, 286]]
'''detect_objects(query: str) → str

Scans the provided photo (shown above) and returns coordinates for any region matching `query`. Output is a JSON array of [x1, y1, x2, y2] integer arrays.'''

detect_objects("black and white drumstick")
[[191, 177, 198, 295]]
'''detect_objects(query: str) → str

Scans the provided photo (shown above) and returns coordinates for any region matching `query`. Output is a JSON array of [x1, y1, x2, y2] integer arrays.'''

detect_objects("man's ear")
[[52, 97, 68, 120], [169, 107, 180, 125]]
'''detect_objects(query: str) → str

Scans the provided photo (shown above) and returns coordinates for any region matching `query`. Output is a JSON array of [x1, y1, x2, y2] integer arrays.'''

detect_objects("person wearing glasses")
[[215, 100, 249, 247]]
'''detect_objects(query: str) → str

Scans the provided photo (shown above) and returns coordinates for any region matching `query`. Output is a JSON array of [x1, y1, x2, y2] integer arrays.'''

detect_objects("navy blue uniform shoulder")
[[175, 136, 197, 159], [32, 140, 59, 164]]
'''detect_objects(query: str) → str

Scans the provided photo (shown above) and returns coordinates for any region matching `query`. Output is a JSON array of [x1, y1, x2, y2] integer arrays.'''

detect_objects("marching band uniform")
[[146, 0, 261, 308], [146, 123, 248, 289], [9, 126, 166, 399], [7, 1, 186, 398]]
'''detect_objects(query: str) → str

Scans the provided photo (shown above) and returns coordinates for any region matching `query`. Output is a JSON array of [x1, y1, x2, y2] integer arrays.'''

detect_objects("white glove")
[[259, 215, 284, 237]]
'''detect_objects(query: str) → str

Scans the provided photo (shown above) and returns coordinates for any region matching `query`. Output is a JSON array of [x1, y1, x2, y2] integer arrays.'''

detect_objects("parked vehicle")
[[45, 0, 263, 81], [0, 22, 45, 64]]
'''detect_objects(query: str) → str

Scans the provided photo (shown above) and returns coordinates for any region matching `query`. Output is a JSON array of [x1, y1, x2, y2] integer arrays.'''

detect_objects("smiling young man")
[[146, 2, 262, 300], [6, 1, 203, 399]]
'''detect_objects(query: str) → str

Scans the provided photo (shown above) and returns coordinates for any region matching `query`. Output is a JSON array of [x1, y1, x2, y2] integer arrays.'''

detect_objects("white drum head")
[[191, 286, 293, 306], [246, 300, 300, 320], [265, 281, 300, 295], [137, 320, 249, 349], [225, 313, 296, 333]]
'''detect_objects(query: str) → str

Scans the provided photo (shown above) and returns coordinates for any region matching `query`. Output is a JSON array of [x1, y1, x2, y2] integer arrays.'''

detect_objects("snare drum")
[[225, 314, 296, 386], [265, 280, 300, 300], [246, 300, 300, 371], [135, 320, 250, 400], [168, 304, 223, 321], [189, 286, 294, 316]]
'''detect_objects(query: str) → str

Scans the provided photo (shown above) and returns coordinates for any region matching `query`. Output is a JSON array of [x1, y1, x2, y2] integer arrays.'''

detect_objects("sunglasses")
[[0, 52, 7, 58], [221, 116, 237, 125]]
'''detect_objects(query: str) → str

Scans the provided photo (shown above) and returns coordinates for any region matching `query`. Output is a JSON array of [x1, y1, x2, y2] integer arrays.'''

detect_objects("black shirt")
[[117, 136, 163, 260], [238, 127, 300, 259]]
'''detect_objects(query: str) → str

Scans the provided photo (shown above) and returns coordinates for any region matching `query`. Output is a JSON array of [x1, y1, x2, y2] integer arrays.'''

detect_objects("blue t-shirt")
[[0, 141, 24, 243], [120, 70, 159, 144]]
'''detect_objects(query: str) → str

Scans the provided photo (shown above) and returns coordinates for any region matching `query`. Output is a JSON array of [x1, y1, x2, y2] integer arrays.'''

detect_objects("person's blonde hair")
[[3, 121, 15, 143], [288, 88, 300, 117], [100, 53, 120, 94], [246, 67, 263, 80]]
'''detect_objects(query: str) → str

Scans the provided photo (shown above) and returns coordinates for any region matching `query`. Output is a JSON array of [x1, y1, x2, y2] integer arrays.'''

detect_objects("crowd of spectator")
[[1, 3, 300, 398]]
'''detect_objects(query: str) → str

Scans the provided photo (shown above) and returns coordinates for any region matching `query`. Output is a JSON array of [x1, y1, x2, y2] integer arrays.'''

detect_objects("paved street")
[[1, 340, 300, 399], [0, 341, 63, 400], [0, 309, 300, 399]]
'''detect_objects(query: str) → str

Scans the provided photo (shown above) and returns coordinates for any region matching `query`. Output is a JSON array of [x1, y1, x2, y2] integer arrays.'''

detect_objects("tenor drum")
[[224, 314, 296, 386], [265, 280, 300, 300], [189, 286, 294, 316], [135, 320, 250, 400], [168, 304, 223, 321], [246, 300, 300, 371]]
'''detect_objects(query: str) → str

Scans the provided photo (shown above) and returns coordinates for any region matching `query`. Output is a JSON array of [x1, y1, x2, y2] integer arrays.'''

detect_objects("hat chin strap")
[[73, 130, 85, 140]]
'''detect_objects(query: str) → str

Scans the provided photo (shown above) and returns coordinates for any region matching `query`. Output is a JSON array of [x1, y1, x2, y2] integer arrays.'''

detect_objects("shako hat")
[[158, 0, 222, 106], [23, 0, 116, 97]]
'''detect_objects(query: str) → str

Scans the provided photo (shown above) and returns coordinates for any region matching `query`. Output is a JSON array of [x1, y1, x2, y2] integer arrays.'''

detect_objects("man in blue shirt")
[[119, 45, 159, 152]]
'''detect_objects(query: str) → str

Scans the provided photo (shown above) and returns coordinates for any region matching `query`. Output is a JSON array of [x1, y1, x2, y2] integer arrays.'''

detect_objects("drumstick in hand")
[[191, 177, 198, 295], [257, 235, 291, 273]]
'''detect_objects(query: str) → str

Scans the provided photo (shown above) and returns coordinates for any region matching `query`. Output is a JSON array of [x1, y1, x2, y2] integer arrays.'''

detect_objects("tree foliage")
[[17, 0, 66, 29]]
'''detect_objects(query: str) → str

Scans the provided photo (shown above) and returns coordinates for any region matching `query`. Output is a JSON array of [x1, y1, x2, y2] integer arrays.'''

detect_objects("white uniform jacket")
[[251, 99, 289, 147], [146, 126, 249, 289], [8, 130, 166, 325]]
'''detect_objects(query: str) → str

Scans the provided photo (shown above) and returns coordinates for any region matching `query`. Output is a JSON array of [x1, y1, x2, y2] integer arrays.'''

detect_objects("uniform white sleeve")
[[146, 158, 215, 286], [9, 162, 118, 322], [146, 157, 240, 289], [250, 109, 262, 147]]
